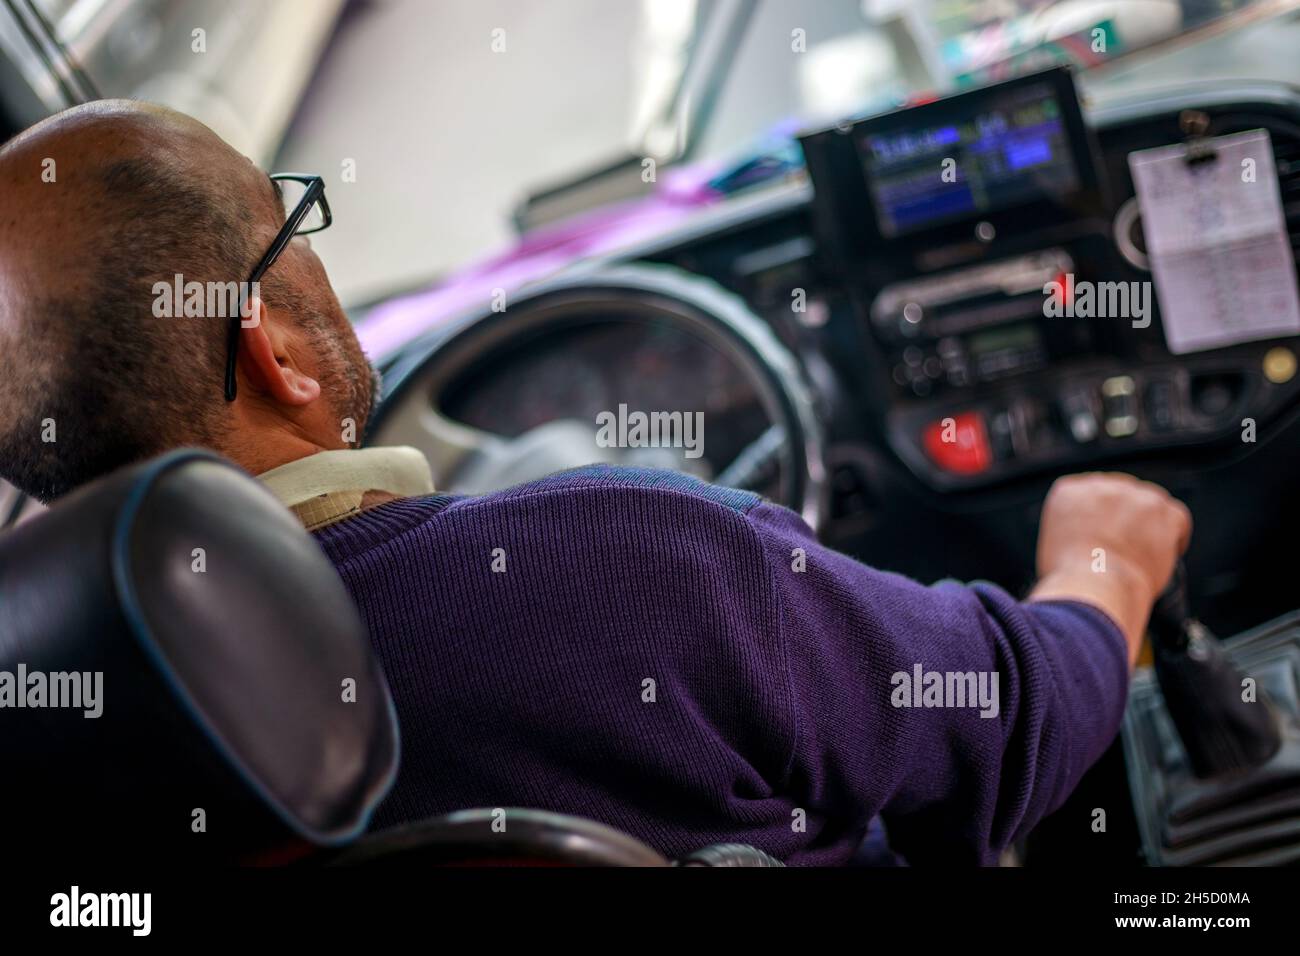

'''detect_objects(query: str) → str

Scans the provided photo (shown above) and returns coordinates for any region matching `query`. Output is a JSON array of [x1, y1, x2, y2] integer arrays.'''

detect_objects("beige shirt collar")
[[258, 446, 435, 531]]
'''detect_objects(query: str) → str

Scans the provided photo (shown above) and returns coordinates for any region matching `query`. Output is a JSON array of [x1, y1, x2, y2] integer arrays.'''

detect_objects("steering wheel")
[[367, 264, 827, 528]]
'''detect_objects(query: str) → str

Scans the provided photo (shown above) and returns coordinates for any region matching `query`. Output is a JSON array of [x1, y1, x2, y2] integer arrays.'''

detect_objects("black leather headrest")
[[0, 450, 399, 861]]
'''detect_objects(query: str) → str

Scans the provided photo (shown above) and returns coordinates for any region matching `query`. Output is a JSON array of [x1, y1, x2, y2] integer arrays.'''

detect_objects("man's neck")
[[223, 390, 350, 477], [228, 432, 341, 478]]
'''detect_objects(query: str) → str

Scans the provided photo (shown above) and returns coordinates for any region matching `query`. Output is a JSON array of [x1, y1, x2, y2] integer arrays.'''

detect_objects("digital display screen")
[[967, 322, 1042, 358], [858, 81, 1082, 238]]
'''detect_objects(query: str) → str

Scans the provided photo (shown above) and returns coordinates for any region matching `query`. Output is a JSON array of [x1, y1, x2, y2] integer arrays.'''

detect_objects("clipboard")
[[1128, 129, 1300, 354]]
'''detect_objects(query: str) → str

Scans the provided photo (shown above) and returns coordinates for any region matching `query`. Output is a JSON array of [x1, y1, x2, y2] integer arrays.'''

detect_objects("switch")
[[1060, 385, 1099, 443], [923, 411, 993, 475], [988, 409, 1016, 460], [1068, 408, 1099, 443], [1007, 397, 1047, 457], [1102, 376, 1139, 438], [1145, 379, 1177, 432]]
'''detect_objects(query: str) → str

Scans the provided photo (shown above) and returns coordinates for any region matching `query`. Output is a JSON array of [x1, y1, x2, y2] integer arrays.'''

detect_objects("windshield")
[[4, 0, 1295, 308], [693, 0, 1297, 163]]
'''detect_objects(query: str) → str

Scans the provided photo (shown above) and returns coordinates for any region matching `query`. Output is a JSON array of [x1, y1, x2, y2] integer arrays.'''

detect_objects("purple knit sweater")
[[312, 465, 1129, 865]]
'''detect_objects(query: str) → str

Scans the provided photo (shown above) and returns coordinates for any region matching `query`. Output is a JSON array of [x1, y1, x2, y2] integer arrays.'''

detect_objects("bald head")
[[0, 100, 372, 502], [1, 101, 274, 311]]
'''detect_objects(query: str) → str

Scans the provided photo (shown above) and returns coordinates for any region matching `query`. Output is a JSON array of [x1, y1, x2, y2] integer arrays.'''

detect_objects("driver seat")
[[0, 449, 401, 862], [0, 450, 783, 867]]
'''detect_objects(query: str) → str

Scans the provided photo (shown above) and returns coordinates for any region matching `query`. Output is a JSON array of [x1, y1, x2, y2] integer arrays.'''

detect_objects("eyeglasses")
[[223, 173, 333, 401]]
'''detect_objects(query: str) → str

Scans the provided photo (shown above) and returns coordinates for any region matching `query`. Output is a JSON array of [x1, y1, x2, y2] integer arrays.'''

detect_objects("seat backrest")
[[0, 449, 399, 862]]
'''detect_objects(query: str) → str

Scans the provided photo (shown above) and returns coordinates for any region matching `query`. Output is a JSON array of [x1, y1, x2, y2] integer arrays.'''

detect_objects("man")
[[0, 102, 1190, 865]]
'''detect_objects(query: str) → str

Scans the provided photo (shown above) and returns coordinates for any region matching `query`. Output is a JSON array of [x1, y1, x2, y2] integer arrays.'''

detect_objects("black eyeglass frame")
[[223, 173, 333, 401]]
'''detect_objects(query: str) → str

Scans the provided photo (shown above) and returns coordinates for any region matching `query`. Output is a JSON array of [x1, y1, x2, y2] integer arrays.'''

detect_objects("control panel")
[[801, 67, 1300, 491], [889, 351, 1300, 489], [872, 248, 1077, 398]]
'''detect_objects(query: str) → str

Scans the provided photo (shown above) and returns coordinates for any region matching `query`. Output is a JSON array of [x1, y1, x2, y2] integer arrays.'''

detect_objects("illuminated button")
[[1069, 407, 1099, 442], [1101, 375, 1138, 437], [922, 411, 993, 475], [1048, 271, 1074, 311], [1264, 347, 1297, 384], [1061, 384, 1099, 442], [1104, 417, 1138, 439]]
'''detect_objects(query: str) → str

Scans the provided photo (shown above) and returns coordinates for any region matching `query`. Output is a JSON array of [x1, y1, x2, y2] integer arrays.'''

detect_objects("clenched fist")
[[1030, 473, 1192, 667]]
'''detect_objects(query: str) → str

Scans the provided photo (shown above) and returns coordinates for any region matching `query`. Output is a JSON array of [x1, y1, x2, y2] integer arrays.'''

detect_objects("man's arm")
[[743, 473, 1189, 864]]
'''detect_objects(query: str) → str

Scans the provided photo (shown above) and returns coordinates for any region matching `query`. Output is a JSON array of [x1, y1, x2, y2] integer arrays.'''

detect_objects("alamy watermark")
[[1044, 272, 1151, 328], [152, 274, 260, 324], [50, 886, 150, 936], [595, 404, 704, 460], [890, 664, 999, 719], [0, 664, 102, 718]]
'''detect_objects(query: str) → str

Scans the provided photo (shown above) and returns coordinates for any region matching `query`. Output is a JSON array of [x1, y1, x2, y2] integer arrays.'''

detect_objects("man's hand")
[[1029, 472, 1192, 668]]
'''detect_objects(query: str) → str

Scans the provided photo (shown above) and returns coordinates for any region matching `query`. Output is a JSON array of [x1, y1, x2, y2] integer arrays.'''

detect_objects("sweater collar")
[[258, 446, 435, 531]]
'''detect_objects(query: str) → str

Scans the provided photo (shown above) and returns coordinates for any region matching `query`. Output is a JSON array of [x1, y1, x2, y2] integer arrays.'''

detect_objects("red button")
[[923, 411, 992, 475], [1050, 271, 1074, 310]]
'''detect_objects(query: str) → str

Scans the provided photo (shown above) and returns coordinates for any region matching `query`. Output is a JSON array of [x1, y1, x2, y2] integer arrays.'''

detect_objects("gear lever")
[[1148, 561, 1283, 778]]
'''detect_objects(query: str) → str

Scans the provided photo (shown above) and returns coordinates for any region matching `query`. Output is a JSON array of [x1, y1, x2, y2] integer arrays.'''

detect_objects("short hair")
[[0, 157, 257, 502]]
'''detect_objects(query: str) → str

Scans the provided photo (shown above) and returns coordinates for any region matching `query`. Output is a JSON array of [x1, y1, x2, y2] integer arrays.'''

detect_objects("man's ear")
[[236, 296, 321, 406]]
